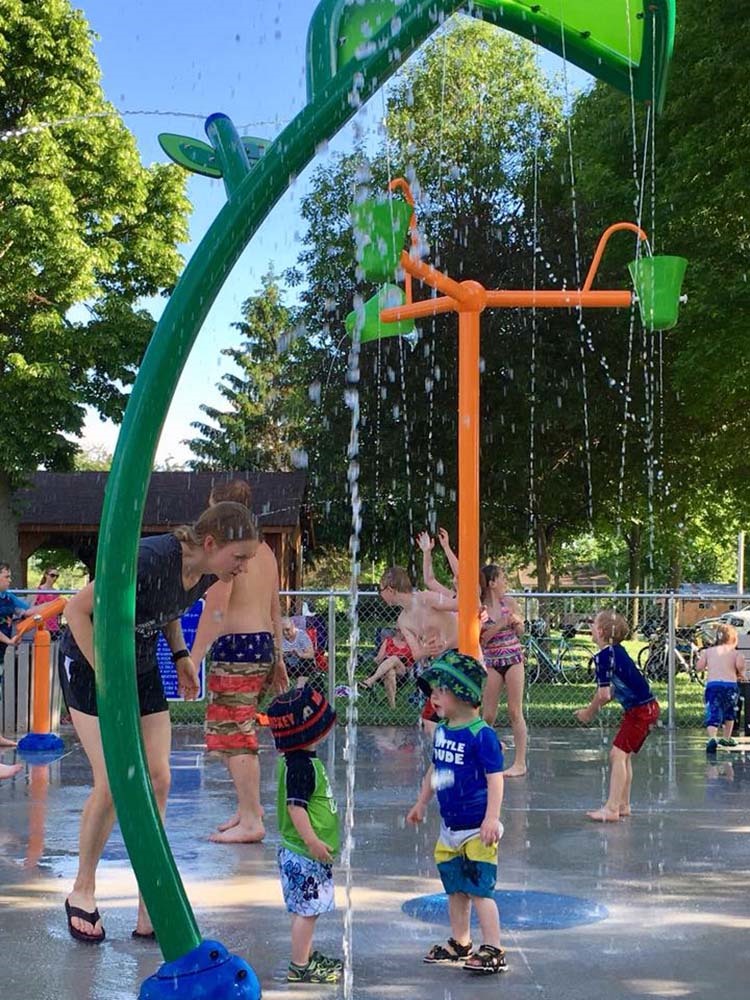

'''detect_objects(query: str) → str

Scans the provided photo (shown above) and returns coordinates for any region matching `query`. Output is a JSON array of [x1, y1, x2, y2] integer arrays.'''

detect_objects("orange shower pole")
[[15, 597, 67, 748], [379, 183, 647, 659]]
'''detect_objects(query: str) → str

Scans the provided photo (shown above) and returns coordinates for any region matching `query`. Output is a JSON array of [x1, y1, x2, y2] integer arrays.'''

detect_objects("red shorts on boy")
[[613, 700, 660, 754]]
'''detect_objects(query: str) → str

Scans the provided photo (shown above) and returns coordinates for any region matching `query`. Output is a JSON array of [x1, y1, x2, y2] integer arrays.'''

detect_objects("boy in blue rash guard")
[[575, 610, 660, 822], [407, 651, 507, 976]]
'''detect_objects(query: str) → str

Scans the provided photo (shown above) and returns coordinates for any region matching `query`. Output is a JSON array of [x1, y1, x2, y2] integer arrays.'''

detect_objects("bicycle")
[[636, 626, 705, 685], [523, 625, 596, 685]]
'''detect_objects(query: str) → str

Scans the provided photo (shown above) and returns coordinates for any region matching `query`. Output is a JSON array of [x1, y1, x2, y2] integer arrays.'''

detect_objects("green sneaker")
[[310, 951, 344, 973], [287, 954, 342, 983], [718, 737, 738, 747]]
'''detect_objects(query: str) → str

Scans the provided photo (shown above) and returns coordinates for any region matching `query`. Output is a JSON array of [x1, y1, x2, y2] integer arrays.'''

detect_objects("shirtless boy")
[[697, 623, 746, 753], [191, 480, 289, 843], [379, 566, 458, 730]]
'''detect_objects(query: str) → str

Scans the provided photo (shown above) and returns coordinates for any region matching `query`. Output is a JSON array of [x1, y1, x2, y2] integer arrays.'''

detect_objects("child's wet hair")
[[381, 566, 412, 593], [716, 623, 738, 646], [593, 610, 629, 645], [174, 501, 258, 548]]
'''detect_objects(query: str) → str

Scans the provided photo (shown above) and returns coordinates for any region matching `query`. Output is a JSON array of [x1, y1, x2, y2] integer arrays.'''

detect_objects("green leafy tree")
[[533, 0, 750, 589], [0, 0, 190, 573], [187, 273, 305, 471], [286, 18, 564, 573]]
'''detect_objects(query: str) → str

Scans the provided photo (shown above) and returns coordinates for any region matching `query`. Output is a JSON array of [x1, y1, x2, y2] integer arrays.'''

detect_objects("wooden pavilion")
[[11, 470, 309, 589]]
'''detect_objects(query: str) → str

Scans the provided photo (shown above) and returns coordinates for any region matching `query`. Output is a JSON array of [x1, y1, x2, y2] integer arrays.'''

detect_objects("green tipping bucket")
[[345, 284, 415, 343], [350, 197, 413, 283], [628, 255, 688, 331]]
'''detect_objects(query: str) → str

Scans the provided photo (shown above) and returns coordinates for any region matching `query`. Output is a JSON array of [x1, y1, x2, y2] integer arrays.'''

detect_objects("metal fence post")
[[667, 595, 676, 730], [328, 594, 337, 704]]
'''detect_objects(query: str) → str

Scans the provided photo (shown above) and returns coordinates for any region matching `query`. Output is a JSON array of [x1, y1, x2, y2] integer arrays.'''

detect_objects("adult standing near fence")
[[191, 479, 288, 844], [480, 565, 528, 778], [26, 566, 63, 636], [59, 502, 259, 943], [0, 561, 33, 750]]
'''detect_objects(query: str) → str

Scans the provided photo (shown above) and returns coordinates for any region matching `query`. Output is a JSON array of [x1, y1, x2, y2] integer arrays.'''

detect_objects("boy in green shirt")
[[267, 683, 342, 983]]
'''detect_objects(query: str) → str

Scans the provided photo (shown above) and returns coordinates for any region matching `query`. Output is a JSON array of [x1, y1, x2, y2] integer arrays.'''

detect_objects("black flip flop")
[[131, 930, 156, 941], [65, 899, 105, 944]]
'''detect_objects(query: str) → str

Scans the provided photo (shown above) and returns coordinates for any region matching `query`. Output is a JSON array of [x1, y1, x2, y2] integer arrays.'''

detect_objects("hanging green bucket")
[[350, 197, 413, 283], [345, 284, 415, 343], [628, 255, 688, 331]]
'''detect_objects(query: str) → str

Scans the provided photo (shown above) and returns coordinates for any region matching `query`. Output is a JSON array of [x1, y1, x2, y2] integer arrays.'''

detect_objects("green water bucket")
[[350, 197, 413, 283], [345, 284, 415, 343], [628, 255, 688, 331]]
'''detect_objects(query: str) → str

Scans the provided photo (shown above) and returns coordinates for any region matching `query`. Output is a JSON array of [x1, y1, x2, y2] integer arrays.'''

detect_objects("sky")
[[73, 1, 590, 466]]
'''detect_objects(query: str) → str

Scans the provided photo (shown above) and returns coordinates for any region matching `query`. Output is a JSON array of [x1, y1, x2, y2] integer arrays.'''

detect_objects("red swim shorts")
[[613, 700, 660, 754]]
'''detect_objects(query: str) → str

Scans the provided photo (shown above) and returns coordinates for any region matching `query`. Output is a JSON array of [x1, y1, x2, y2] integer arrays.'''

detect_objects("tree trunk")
[[534, 520, 552, 592], [627, 522, 642, 629], [0, 471, 22, 579]]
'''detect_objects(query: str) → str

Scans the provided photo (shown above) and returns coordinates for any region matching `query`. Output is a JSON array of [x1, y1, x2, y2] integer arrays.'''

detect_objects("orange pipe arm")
[[400, 251, 471, 304], [381, 295, 459, 323], [582, 222, 648, 293], [15, 596, 68, 637], [485, 289, 633, 309]]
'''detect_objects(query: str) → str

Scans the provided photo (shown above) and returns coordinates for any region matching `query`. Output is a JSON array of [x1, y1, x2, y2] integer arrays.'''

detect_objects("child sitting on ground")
[[407, 651, 507, 975], [266, 683, 343, 984], [696, 623, 746, 753], [360, 627, 415, 709], [575, 610, 660, 822]]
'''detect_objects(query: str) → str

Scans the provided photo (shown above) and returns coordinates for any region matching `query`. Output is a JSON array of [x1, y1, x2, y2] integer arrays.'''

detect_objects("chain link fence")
[[274, 589, 750, 733], [5, 589, 750, 735]]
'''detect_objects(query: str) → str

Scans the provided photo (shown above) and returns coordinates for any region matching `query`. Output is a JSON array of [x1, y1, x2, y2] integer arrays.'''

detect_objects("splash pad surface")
[[1, 724, 748, 1000]]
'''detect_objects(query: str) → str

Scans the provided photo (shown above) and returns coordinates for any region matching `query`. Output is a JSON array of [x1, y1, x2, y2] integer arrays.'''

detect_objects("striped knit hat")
[[417, 650, 486, 707], [266, 683, 336, 753]]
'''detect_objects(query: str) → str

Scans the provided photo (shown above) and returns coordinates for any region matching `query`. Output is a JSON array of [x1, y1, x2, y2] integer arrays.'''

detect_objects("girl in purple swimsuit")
[[480, 565, 528, 777]]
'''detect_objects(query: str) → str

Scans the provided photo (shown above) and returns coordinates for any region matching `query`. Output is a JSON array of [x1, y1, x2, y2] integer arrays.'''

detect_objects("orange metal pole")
[[30, 627, 51, 735], [457, 307, 482, 660]]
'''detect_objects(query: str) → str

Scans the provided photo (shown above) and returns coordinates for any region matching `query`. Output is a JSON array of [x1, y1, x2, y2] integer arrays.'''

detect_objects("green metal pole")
[[205, 113, 251, 198]]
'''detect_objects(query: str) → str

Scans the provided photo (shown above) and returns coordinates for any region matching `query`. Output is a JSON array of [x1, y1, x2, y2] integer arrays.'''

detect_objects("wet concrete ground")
[[1, 724, 749, 1000]]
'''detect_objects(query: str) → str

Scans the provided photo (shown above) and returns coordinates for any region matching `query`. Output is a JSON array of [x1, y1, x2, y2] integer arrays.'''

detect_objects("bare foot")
[[0, 735, 17, 748], [504, 763, 528, 777], [209, 823, 265, 844], [216, 812, 240, 832], [618, 806, 631, 817], [216, 805, 265, 833], [0, 762, 22, 780], [66, 891, 104, 939], [586, 807, 621, 823]]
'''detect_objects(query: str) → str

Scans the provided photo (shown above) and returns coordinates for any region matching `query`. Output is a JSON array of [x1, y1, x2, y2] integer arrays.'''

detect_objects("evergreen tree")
[[187, 273, 305, 471]]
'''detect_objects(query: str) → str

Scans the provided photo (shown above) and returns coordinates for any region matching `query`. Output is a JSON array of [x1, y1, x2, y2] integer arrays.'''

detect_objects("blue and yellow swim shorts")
[[434, 825, 498, 898]]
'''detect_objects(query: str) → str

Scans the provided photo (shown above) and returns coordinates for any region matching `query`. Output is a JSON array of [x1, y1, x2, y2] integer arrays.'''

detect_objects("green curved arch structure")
[[93, 0, 677, 978]]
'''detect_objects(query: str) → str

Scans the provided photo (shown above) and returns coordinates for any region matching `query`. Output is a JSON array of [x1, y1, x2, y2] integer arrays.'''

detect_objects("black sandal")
[[463, 943, 508, 975], [423, 937, 473, 964], [131, 929, 156, 941], [65, 899, 105, 944]]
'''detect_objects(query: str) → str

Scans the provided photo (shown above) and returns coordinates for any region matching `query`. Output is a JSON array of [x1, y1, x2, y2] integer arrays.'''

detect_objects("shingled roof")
[[13, 471, 307, 529]]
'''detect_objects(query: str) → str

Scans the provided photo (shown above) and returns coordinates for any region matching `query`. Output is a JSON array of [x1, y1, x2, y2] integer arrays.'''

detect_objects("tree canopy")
[[0, 0, 191, 571]]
